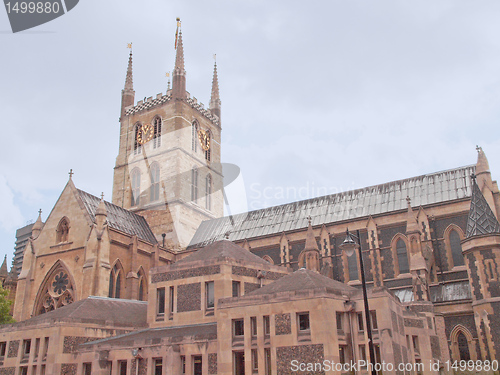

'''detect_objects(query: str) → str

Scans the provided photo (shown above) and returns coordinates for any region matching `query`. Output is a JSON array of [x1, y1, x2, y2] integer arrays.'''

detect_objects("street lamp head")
[[340, 228, 358, 257]]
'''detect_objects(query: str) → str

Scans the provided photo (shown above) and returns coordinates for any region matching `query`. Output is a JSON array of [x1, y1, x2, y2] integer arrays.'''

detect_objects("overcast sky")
[[1, 1, 500, 268]]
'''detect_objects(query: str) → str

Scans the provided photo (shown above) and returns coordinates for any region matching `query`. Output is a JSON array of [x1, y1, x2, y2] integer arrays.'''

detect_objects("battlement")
[[186, 97, 220, 126], [125, 93, 172, 115], [124, 92, 220, 126]]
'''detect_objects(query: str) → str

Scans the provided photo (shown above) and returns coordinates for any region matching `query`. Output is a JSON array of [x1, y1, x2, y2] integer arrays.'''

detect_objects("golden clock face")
[[198, 129, 210, 151], [137, 123, 154, 145]]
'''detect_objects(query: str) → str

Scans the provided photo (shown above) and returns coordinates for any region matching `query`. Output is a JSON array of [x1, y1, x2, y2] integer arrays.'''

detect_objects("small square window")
[[251, 317, 257, 337], [370, 310, 378, 330], [232, 281, 240, 297], [119, 361, 127, 375], [412, 335, 420, 354], [83, 362, 92, 375], [0, 341, 6, 357], [181, 356, 186, 374], [206, 281, 215, 309], [263, 315, 270, 336], [298, 313, 310, 331], [233, 319, 244, 336], [157, 288, 165, 315], [336, 312, 343, 331], [357, 312, 364, 332]]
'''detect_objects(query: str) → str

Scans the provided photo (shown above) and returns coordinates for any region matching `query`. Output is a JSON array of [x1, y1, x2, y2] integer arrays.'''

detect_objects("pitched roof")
[[466, 178, 500, 237], [82, 323, 217, 348], [12, 297, 147, 328], [77, 189, 157, 244], [188, 165, 475, 248], [177, 240, 270, 267], [245, 268, 357, 297]]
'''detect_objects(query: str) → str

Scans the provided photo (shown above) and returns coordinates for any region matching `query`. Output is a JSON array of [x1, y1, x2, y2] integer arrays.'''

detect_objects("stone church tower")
[[112, 30, 223, 250]]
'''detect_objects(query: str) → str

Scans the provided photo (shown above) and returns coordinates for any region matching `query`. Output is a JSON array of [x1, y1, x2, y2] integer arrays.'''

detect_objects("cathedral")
[[1, 25, 500, 375]]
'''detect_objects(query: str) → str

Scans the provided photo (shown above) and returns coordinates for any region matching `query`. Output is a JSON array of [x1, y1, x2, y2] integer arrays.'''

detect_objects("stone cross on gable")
[[101, 192, 105, 200], [69, 169, 74, 178]]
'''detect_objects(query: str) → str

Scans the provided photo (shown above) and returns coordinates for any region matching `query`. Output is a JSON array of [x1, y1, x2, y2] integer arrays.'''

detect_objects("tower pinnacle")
[[172, 26, 186, 100], [209, 59, 221, 121], [120, 49, 135, 118]]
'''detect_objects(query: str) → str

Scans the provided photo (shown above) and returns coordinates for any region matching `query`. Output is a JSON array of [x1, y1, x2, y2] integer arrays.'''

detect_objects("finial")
[[100, 192, 104, 201], [175, 18, 181, 50], [471, 173, 477, 181], [224, 231, 230, 239], [406, 196, 411, 204], [69, 169, 74, 179], [127, 42, 132, 51], [38, 208, 42, 216], [476, 145, 482, 153], [307, 215, 312, 225], [213, 53, 216, 64], [166, 72, 171, 91]]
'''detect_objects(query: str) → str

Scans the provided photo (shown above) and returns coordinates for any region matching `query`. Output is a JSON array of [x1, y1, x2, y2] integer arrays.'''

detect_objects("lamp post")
[[340, 228, 376, 375]]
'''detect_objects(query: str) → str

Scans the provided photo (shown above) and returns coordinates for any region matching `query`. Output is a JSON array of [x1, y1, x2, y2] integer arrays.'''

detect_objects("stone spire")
[[31, 209, 44, 239], [172, 30, 186, 100], [209, 60, 221, 121], [121, 51, 135, 119], [405, 197, 420, 234], [302, 217, 320, 272], [0, 255, 8, 279], [466, 176, 500, 238], [476, 145, 490, 178]]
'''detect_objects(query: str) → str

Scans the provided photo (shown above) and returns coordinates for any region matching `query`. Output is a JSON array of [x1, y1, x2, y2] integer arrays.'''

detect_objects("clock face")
[[198, 129, 210, 151], [137, 123, 154, 145]]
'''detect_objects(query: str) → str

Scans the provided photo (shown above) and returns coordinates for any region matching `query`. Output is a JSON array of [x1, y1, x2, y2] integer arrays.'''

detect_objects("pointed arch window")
[[131, 169, 141, 206], [134, 123, 142, 154], [458, 332, 471, 361], [192, 121, 198, 152], [108, 264, 123, 299], [56, 217, 70, 243], [34, 263, 75, 316], [191, 168, 198, 202], [150, 163, 160, 202], [347, 253, 359, 281], [137, 268, 147, 301], [153, 116, 162, 149], [397, 239, 409, 274], [205, 174, 212, 210], [450, 230, 465, 267]]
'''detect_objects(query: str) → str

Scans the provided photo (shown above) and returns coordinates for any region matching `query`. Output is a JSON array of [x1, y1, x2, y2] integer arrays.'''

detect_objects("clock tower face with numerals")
[[112, 36, 223, 250]]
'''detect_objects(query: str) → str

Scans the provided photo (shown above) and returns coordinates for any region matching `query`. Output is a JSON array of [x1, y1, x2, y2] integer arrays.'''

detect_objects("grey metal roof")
[[77, 189, 157, 244], [188, 165, 475, 249], [394, 281, 472, 303]]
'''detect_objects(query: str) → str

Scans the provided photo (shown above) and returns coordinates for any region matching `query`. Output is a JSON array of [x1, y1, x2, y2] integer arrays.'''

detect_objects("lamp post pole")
[[342, 229, 376, 375]]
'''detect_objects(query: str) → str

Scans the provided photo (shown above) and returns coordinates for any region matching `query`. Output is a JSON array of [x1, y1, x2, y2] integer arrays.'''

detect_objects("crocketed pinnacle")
[[174, 31, 185, 74], [0, 255, 8, 278], [466, 177, 500, 238], [210, 62, 221, 109], [304, 220, 319, 252], [124, 51, 134, 91]]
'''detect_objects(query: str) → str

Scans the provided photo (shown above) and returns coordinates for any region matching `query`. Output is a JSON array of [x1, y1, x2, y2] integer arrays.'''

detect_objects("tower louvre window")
[[397, 239, 409, 274], [205, 130, 211, 161], [192, 121, 198, 152], [134, 123, 142, 154], [131, 169, 141, 206], [153, 117, 162, 149], [191, 168, 198, 202], [150, 163, 160, 202], [205, 174, 212, 210]]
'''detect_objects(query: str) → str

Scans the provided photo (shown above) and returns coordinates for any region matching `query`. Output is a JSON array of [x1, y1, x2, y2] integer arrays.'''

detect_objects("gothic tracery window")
[[35, 265, 75, 316], [108, 264, 123, 299], [153, 116, 162, 149]]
